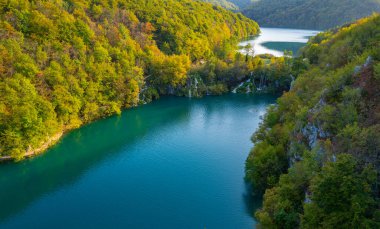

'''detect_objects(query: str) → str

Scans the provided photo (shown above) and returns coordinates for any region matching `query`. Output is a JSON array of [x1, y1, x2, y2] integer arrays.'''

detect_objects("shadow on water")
[[0, 97, 192, 222], [243, 181, 263, 219]]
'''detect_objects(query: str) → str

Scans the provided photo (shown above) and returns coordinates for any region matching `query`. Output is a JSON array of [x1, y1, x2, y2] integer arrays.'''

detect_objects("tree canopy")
[[0, 0, 259, 160]]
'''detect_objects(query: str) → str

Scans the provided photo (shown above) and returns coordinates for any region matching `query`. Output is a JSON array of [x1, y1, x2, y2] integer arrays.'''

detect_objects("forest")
[[0, 0, 259, 160], [206, 0, 380, 30], [201, 0, 239, 10], [243, 0, 380, 29], [202, 0, 253, 9], [246, 14, 380, 228]]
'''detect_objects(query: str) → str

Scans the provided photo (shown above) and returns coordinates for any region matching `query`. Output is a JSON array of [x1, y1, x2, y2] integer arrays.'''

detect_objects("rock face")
[[301, 124, 320, 149], [301, 123, 330, 149], [354, 56, 373, 74], [304, 191, 312, 204], [364, 56, 373, 67], [291, 56, 374, 164], [300, 97, 330, 148]]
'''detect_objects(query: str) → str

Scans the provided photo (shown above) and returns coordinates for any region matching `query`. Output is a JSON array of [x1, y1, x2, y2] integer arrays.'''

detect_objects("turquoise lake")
[[0, 94, 276, 228]]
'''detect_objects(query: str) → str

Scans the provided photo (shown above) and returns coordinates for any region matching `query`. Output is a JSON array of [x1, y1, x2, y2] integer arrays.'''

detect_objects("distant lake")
[[0, 94, 276, 229], [239, 28, 320, 57]]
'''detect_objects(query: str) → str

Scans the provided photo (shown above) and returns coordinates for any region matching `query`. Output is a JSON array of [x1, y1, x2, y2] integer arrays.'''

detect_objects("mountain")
[[0, 0, 258, 160], [227, 0, 254, 8], [246, 14, 380, 227], [242, 0, 380, 30], [201, 0, 239, 10], [201, 0, 253, 9]]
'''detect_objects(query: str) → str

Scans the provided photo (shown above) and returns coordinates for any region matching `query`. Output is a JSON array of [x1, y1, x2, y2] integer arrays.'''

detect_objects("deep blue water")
[[0, 94, 275, 228]]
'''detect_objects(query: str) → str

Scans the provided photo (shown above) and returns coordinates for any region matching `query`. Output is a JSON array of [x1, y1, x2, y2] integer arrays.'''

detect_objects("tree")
[[245, 141, 288, 193], [150, 54, 191, 90], [302, 154, 379, 228]]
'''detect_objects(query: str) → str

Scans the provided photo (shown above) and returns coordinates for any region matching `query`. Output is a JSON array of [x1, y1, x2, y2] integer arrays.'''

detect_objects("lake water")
[[239, 27, 319, 57], [0, 94, 276, 229]]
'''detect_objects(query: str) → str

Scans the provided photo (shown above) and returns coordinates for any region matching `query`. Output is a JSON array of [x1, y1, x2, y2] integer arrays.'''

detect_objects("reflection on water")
[[0, 94, 276, 229], [239, 27, 319, 57]]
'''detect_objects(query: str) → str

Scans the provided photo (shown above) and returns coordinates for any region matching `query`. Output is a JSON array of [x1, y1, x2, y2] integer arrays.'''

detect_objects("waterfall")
[[139, 86, 147, 104], [187, 76, 199, 98], [232, 81, 245, 93], [257, 75, 264, 91], [232, 79, 252, 93], [251, 73, 257, 90], [188, 77, 192, 98], [290, 75, 295, 89]]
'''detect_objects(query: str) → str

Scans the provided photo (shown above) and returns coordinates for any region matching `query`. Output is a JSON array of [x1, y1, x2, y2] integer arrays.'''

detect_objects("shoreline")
[[0, 87, 288, 162], [0, 132, 63, 162], [0, 63, 291, 162]]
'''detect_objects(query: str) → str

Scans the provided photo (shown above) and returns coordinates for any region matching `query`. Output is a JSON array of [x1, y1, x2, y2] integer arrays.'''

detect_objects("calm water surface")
[[0, 94, 276, 229], [239, 27, 319, 57]]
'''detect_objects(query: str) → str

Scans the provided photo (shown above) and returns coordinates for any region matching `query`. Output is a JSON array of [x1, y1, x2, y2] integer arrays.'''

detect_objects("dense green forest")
[[242, 0, 380, 29], [201, 0, 239, 10], [0, 0, 259, 160], [246, 14, 380, 228], [202, 0, 380, 30]]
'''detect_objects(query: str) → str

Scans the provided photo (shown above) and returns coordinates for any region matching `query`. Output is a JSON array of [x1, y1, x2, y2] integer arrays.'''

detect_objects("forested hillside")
[[243, 0, 380, 29], [201, 0, 239, 10], [246, 14, 380, 228], [231, 0, 253, 8], [0, 0, 259, 160], [222, 0, 253, 8], [201, 0, 252, 9]]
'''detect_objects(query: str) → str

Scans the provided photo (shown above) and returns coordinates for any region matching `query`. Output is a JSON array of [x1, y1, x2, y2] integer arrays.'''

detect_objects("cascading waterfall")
[[232, 78, 252, 93], [232, 81, 245, 93], [188, 77, 198, 98], [290, 75, 295, 89], [188, 77, 192, 98], [246, 79, 252, 93], [251, 72, 257, 90], [139, 86, 148, 104], [258, 75, 265, 91]]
